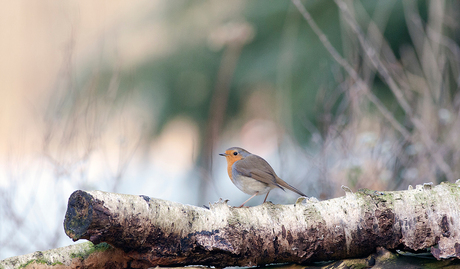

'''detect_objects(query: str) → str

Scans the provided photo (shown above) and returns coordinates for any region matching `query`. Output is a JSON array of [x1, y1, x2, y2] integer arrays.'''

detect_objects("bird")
[[219, 147, 307, 207]]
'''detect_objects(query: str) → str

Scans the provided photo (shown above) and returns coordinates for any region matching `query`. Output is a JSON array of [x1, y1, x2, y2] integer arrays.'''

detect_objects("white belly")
[[233, 175, 272, 195]]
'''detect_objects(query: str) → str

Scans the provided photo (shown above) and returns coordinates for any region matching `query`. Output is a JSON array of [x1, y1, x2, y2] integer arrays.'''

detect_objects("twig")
[[292, 0, 454, 180], [291, 0, 412, 141]]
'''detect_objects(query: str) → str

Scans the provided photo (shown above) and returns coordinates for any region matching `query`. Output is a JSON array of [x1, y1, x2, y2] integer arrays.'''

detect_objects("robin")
[[219, 147, 307, 207]]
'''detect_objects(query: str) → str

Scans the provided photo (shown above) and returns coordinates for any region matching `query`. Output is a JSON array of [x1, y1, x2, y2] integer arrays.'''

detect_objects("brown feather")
[[234, 155, 307, 197]]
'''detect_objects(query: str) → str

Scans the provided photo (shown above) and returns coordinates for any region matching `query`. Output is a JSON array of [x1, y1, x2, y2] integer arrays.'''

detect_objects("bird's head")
[[219, 147, 251, 163]]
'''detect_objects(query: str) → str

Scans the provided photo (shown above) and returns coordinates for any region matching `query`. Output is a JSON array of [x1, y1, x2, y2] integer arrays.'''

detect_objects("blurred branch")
[[292, 0, 455, 181], [291, 0, 412, 140], [335, 0, 413, 115], [336, 0, 454, 180], [354, 0, 397, 86], [403, 0, 444, 98]]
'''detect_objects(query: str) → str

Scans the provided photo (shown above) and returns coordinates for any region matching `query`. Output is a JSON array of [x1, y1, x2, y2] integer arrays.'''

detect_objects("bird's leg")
[[263, 191, 270, 203], [238, 192, 259, 208]]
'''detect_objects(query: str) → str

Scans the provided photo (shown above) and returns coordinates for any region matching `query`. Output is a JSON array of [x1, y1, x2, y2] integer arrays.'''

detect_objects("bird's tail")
[[276, 177, 308, 197]]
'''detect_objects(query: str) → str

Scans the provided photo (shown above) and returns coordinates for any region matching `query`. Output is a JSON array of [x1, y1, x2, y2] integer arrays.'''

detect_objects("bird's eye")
[[233, 151, 238, 156]]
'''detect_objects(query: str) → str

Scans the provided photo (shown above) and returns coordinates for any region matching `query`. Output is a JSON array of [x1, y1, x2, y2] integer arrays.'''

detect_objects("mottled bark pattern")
[[64, 182, 460, 267]]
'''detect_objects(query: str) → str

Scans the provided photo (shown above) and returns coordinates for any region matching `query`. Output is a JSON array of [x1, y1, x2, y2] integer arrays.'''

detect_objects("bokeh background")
[[1, 0, 460, 259]]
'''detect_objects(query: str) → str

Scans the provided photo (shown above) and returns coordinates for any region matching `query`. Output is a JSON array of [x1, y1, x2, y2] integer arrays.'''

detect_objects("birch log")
[[63, 182, 460, 267]]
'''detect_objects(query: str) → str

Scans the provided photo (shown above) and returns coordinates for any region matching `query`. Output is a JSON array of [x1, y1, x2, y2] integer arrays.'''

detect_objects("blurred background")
[[1, 0, 460, 259]]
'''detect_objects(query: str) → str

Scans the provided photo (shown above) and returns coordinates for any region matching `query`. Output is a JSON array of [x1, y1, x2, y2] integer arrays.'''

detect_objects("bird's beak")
[[219, 153, 227, 157]]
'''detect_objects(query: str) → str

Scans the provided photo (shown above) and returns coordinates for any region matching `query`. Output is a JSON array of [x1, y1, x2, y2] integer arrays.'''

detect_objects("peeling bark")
[[61, 182, 460, 267]]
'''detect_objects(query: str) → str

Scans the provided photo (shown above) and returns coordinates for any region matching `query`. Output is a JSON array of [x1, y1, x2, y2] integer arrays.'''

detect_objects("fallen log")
[[63, 181, 460, 267]]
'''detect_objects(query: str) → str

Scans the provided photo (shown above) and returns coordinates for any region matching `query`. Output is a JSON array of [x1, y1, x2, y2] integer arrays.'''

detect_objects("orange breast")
[[227, 165, 233, 181], [225, 154, 242, 182]]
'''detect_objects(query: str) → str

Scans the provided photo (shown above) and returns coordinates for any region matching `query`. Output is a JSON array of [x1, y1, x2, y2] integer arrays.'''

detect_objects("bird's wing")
[[233, 155, 285, 190], [234, 155, 307, 197]]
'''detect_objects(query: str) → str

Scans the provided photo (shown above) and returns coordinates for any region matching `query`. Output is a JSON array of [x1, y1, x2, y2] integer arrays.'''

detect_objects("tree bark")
[[62, 182, 460, 267]]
